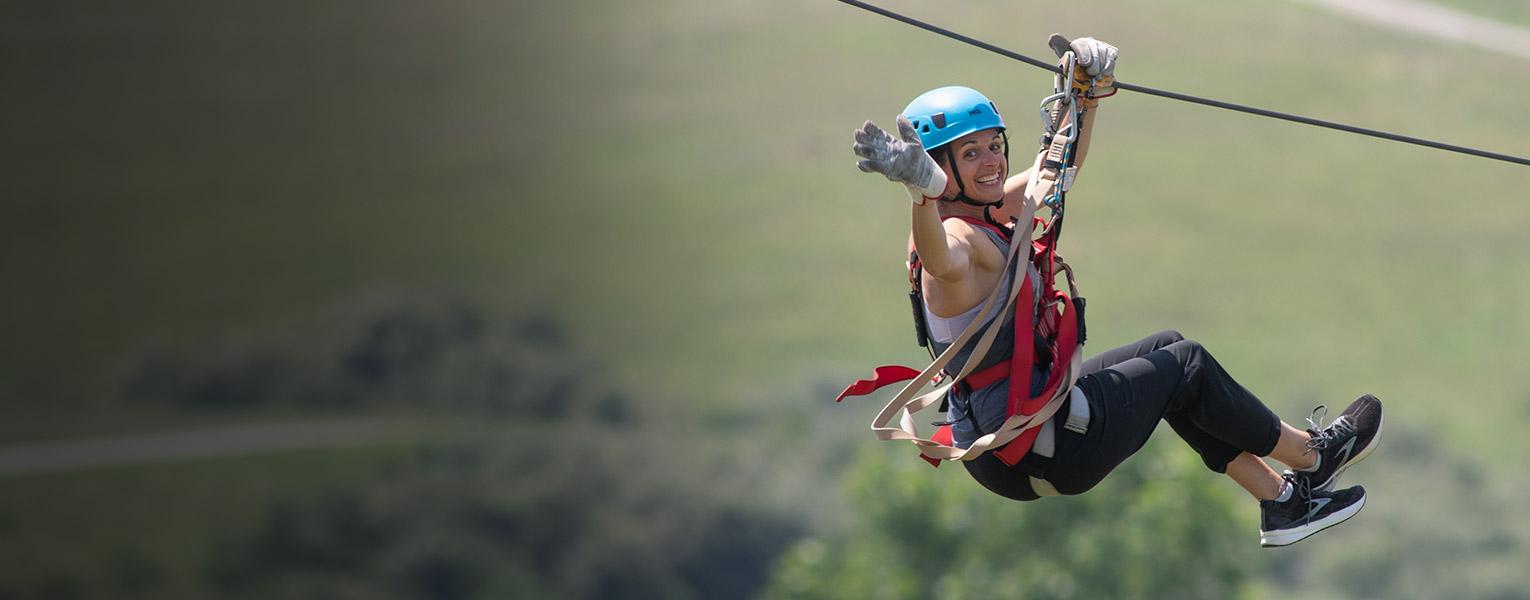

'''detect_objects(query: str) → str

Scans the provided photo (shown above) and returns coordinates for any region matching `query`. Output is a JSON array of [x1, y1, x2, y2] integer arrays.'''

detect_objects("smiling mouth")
[[975, 173, 1001, 185]]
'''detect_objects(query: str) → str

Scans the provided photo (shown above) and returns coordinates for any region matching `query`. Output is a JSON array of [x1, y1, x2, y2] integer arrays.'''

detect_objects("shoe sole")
[[1260, 493, 1366, 548], [1316, 410, 1383, 492]]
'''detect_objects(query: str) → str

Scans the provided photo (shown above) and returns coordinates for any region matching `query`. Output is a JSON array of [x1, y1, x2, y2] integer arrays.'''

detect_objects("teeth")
[[976, 175, 999, 184]]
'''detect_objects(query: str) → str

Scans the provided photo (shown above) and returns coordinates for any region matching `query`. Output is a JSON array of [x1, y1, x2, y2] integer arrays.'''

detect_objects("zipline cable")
[[836, 0, 1530, 167]]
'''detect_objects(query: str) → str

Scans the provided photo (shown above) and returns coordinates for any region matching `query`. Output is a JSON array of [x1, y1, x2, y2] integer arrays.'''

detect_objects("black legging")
[[964, 330, 1282, 502]]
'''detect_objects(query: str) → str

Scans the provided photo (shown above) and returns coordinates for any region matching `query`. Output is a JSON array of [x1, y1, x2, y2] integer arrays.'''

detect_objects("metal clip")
[[1037, 91, 1067, 135], [1059, 166, 1078, 192]]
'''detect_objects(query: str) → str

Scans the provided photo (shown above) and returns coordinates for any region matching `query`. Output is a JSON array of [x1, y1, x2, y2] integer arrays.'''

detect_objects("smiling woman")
[[845, 35, 1385, 548]]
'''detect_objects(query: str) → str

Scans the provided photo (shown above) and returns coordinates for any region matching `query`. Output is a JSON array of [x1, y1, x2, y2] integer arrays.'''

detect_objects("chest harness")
[[837, 55, 1103, 472]]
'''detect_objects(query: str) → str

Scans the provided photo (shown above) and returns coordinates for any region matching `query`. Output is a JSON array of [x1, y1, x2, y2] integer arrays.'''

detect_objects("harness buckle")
[[1063, 386, 1090, 434]]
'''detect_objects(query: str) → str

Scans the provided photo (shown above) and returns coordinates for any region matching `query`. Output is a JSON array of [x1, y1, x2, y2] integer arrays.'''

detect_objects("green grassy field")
[[4, 0, 1530, 597], [7, 0, 1528, 443]]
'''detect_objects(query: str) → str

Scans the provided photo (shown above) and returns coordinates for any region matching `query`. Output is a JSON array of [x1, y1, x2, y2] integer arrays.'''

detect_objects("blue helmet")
[[900, 86, 1006, 152]]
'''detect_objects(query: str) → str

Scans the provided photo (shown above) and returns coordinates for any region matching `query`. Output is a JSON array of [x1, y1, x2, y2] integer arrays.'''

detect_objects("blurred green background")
[[3, 0, 1528, 598]]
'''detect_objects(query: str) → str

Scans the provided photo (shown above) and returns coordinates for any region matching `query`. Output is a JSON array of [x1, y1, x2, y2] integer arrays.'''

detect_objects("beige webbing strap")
[[1031, 476, 1061, 496], [870, 226, 1026, 450], [869, 220, 1084, 464]]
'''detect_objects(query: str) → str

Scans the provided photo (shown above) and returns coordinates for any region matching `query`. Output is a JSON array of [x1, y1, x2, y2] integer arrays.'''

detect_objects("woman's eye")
[[964, 150, 977, 159], [990, 144, 1003, 153]]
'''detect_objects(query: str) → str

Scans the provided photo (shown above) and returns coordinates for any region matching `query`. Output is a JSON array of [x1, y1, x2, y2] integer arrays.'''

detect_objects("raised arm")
[[853, 117, 978, 281], [909, 193, 975, 281], [1064, 36, 1116, 167], [1005, 36, 1118, 218]]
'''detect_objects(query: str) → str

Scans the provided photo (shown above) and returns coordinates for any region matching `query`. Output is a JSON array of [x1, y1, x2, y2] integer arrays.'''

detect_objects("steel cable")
[[836, 0, 1530, 167]]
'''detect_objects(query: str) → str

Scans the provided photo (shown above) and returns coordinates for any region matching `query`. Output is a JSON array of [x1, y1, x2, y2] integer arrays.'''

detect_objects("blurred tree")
[[112, 295, 635, 420], [201, 435, 804, 600], [765, 437, 1258, 600], [56, 295, 803, 599]]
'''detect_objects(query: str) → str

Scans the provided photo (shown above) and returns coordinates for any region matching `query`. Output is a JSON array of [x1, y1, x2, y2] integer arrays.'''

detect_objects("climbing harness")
[[837, 51, 1095, 477], [834, 0, 1530, 168]]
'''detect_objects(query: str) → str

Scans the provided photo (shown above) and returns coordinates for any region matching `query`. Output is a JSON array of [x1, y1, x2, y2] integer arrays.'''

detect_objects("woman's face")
[[942, 128, 1007, 203]]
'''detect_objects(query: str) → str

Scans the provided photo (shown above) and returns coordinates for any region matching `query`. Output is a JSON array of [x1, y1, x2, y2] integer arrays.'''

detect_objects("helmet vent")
[[931, 112, 947, 129]]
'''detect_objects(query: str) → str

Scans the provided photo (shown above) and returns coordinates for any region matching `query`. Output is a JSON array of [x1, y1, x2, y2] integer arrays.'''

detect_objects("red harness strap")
[[945, 259, 1081, 466], [994, 276, 1080, 466], [834, 365, 921, 403]]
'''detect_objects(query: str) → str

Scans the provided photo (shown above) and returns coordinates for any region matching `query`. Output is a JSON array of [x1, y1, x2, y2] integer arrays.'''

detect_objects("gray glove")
[[1068, 36, 1117, 78], [1049, 34, 1118, 97], [852, 116, 948, 199]]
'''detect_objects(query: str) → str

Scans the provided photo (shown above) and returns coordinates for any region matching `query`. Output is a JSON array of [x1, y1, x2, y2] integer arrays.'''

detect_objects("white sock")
[[1297, 454, 1321, 473], [1273, 481, 1294, 503]]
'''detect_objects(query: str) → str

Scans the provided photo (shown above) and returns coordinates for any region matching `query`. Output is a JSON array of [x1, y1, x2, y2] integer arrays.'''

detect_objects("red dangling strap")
[[835, 365, 922, 402]]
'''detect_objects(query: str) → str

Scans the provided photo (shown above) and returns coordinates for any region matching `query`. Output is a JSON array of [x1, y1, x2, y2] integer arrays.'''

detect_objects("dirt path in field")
[[0, 417, 407, 477], [1304, 0, 1530, 60]]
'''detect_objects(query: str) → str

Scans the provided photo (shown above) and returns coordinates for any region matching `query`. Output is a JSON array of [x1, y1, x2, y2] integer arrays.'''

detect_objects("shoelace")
[[1289, 472, 1321, 523], [1303, 404, 1354, 452], [1291, 472, 1311, 499]]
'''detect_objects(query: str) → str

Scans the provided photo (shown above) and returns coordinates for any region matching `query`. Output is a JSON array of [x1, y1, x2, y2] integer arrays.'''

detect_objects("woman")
[[849, 37, 1382, 547]]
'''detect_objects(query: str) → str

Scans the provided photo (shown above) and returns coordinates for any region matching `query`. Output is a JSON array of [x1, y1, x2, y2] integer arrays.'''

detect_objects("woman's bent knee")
[[1173, 337, 1205, 357]]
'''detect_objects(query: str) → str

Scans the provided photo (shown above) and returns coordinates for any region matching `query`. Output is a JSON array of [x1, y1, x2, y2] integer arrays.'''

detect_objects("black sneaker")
[[1296, 394, 1384, 491], [1260, 473, 1366, 547]]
